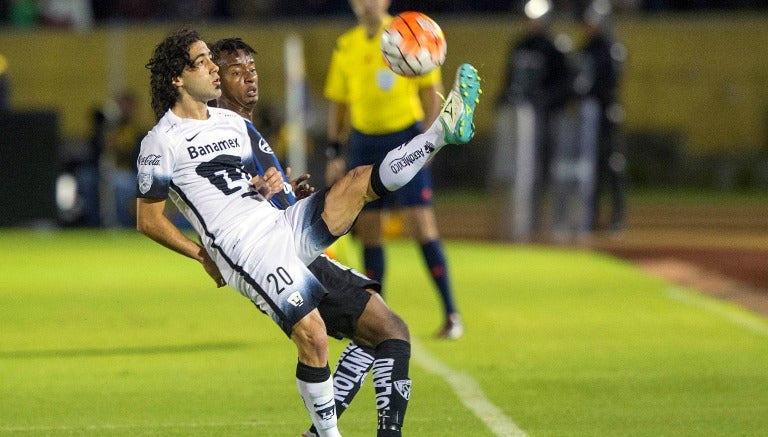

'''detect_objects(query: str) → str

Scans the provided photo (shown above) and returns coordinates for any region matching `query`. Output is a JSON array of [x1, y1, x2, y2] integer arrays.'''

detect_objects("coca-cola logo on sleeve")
[[138, 154, 162, 166]]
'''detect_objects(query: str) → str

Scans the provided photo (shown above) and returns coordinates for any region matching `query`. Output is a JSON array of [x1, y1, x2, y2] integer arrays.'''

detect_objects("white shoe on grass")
[[300, 428, 318, 437]]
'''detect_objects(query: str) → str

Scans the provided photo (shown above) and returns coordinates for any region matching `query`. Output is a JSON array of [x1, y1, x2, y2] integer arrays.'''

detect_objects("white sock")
[[377, 123, 446, 192], [297, 376, 342, 437]]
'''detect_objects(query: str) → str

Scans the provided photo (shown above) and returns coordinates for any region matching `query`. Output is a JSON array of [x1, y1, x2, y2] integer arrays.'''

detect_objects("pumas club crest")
[[138, 172, 153, 194]]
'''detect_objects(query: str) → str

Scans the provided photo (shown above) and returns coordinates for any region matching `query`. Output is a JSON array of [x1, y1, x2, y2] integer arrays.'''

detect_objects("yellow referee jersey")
[[324, 16, 442, 135]]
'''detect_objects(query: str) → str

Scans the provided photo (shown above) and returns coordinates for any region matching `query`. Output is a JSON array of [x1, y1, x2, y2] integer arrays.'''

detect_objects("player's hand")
[[251, 167, 284, 200], [286, 167, 315, 200], [199, 248, 226, 288], [325, 157, 346, 186]]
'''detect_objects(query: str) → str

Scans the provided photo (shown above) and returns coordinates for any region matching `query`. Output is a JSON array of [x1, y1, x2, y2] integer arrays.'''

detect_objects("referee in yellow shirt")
[[324, 0, 463, 339]]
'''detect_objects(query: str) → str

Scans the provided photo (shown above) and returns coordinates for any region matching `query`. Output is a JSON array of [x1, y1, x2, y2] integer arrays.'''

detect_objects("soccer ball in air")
[[381, 11, 447, 77]]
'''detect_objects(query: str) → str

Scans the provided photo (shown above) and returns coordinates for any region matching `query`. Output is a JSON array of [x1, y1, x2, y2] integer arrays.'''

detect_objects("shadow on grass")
[[0, 342, 250, 359]]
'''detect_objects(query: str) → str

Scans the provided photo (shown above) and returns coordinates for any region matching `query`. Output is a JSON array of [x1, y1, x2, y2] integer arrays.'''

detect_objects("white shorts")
[[215, 191, 338, 336]]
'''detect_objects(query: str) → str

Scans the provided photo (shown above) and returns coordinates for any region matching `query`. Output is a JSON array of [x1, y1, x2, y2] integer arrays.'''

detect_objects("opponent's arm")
[[285, 167, 316, 200], [136, 197, 225, 288]]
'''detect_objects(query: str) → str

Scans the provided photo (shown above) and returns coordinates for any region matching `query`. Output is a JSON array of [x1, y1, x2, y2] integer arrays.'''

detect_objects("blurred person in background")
[[496, 0, 572, 242], [573, 0, 627, 233], [102, 90, 143, 228], [39, 0, 92, 31], [0, 53, 9, 111], [74, 107, 107, 227], [324, 0, 464, 339]]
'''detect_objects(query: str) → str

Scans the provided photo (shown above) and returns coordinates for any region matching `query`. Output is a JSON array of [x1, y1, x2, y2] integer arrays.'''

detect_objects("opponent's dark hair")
[[209, 37, 258, 62], [145, 27, 203, 121]]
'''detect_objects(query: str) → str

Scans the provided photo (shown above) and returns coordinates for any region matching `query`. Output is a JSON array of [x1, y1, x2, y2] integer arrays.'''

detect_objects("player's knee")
[[291, 311, 329, 364], [359, 296, 410, 344], [292, 311, 326, 342], [348, 164, 372, 179], [340, 165, 374, 199], [387, 312, 410, 341], [373, 312, 410, 347], [323, 165, 374, 235]]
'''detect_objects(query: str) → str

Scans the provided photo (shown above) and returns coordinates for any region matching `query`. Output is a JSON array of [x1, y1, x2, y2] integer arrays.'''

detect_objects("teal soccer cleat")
[[439, 63, 482, 145]]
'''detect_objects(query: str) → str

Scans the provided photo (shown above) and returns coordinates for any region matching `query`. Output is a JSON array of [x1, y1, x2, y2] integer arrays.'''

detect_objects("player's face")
[[177, 40, 221, 103], [217, 49, 259, 110]]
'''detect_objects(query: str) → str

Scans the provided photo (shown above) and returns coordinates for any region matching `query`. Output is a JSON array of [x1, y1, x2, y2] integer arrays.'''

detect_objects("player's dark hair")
[[145, 27, 203, 121], [209, 38, 258, 62]]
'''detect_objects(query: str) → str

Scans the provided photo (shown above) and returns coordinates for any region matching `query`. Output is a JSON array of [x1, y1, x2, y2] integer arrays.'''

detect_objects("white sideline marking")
[[411, 338, 528, 437], [667, 287, 768, 337]]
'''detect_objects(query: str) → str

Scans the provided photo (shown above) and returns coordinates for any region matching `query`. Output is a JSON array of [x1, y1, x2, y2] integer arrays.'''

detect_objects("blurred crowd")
[[493, 0, 629, 243], [0, 0, 765, 31], [1, 0, 764, 231], [57, 90, 145, 228]]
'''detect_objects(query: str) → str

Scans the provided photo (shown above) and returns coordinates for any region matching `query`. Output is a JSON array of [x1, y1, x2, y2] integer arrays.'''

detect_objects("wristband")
[[325, 141, 342, 160]]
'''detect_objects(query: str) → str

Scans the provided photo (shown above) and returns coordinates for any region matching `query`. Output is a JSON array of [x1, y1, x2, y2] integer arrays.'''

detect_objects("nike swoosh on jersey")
[[185, 131, 202, 142]]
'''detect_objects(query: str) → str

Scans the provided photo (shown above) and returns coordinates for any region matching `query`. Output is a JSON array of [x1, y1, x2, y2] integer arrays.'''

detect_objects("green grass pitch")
[[2, 229, 768, 436]]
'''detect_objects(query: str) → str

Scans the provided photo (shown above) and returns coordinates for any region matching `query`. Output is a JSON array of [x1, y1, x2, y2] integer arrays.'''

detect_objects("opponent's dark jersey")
[[241, 119, 296, 210], [577, 33, 624, 105], [499, 32, 571, 110]]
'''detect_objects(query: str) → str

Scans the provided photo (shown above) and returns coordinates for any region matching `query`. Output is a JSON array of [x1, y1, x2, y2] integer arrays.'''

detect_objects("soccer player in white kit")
[[135, 27, 481, 437], [210, 37, 408, 437]]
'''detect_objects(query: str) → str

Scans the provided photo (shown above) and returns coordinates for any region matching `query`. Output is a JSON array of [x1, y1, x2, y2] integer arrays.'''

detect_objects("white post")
[[284, 34, 308, 176]]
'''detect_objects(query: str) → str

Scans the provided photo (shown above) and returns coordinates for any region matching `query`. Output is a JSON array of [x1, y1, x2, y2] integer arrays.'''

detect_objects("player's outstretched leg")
[[439, 63, 482, 145], [321, 63, 482, 238], [369, 63, 482, 196]]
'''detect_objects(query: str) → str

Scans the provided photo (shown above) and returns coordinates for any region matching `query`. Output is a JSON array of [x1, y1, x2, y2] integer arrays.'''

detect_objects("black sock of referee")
[[372, 339, 411, 437]]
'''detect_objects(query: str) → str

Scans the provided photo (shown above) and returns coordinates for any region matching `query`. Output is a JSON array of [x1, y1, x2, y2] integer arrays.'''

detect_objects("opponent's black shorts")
[[310, 254, 381, 340]]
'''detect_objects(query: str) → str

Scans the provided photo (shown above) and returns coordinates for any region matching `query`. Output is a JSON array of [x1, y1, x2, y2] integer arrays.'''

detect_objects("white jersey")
[[137, 107, 333, 335], [138, 107, 278, 249]]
